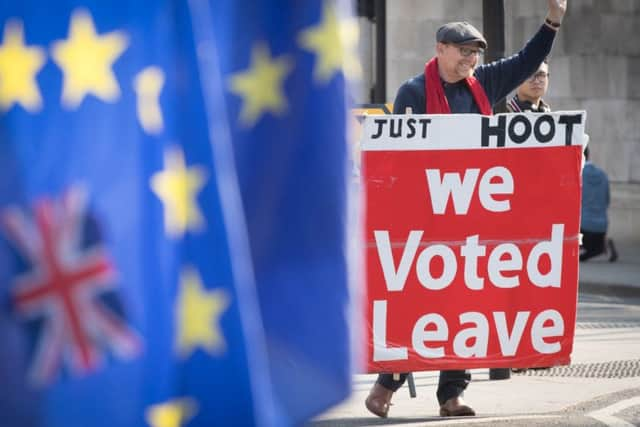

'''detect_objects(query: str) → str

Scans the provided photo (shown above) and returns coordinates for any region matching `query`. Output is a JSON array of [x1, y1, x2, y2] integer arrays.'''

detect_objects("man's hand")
[[547, 0, 567, 24]]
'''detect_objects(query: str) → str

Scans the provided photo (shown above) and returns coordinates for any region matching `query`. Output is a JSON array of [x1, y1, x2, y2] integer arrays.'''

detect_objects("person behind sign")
[[364, 0, 567, 419], [506, 59, 551, 113], [580, 146, 618, 262]]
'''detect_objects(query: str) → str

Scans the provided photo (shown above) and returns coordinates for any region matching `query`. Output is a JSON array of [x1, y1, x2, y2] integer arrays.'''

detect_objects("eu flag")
[[0, 0, 356, 426], [212, 1, 359, 424]]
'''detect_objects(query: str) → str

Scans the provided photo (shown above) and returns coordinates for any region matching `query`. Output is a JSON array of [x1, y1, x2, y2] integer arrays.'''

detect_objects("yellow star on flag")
[[134, 66, 166, 135], [52, 9, 128, 108], [150, 147, 207, 237], [228, 43, 291, 126], [0, 20, 46, 112], [298, 2, 362, 82], [145, 398, 197, 427], [175, 267, 230, 358]]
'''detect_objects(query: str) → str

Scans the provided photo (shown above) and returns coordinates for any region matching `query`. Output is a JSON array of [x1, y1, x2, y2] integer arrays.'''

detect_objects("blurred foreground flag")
[[0, 1, 318, 426], [214, 0, 359, 425], [0, 1, 357, 426]]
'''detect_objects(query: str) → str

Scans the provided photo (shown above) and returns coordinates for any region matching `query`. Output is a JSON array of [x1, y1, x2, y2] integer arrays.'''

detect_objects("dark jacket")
[[506, 94, 551, 112], [581, 162, 610, 233]]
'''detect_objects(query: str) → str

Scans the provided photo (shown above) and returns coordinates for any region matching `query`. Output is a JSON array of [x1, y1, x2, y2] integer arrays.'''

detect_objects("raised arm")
[[476, 0, 567, 105]]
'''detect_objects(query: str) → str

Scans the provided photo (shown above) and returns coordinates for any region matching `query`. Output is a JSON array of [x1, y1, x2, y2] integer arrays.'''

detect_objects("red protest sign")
[[362, 112, 585, 373]]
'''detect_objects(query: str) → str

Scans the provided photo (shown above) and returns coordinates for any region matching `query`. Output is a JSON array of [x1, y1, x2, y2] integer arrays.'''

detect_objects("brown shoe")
[[365, 383, 394, 418], [439, 396, 475, 417]]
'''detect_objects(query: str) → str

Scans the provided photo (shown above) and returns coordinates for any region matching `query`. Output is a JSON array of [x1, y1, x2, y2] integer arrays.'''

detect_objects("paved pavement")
[[578, 239, 640, 298], [309, 239, 640, 426]]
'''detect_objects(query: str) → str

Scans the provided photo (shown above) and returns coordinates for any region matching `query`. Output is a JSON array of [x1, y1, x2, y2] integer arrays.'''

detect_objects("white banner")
[[362, 111, 587, 151]]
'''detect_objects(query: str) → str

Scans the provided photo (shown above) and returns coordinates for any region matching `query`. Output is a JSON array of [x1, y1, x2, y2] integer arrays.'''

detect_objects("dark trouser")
[[376, 370, 471, 405], [580, 229, 606, 261]]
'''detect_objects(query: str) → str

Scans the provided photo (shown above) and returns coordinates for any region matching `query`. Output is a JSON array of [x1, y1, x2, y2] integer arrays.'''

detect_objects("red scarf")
[[424, 57, 492, 115]]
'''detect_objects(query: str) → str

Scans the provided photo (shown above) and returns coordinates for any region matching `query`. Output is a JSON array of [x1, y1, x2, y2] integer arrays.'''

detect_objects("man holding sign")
[[365, 0, 568, 418]]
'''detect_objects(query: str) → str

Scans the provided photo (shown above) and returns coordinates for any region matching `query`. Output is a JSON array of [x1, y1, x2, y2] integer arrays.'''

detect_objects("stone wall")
[[371, 0, 640, 241]]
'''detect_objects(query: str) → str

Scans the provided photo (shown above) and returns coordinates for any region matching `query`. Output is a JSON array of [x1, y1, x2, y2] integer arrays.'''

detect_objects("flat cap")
[[436, 21, 487, 49]]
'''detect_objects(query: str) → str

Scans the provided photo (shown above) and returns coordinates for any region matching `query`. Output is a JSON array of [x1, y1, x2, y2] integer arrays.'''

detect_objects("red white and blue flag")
[[2, 186, 141, 385]]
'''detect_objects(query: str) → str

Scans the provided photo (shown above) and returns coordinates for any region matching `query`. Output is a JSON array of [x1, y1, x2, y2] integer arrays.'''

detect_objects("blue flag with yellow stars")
[[213, 1, 359, 425], [0, 0, 357, 426], [0, 0, 283, 426]]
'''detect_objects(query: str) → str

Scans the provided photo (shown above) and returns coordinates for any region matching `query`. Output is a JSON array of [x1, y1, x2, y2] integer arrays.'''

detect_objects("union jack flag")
[[2, 186, 141, 386]]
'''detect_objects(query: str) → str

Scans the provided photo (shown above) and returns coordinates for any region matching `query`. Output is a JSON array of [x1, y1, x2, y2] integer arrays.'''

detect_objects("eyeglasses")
[[450, 44, 484, 57], [528, 71, 549, 82], [445, 43, 484, 58]]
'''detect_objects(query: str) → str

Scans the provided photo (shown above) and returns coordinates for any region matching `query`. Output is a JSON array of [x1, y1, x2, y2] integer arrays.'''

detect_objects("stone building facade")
[[359, 0, 639, 241]]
